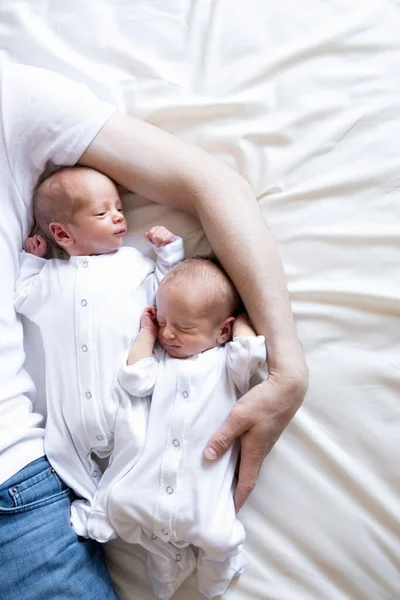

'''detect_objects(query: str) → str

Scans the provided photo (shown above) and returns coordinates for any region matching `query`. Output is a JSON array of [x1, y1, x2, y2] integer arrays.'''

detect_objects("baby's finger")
[[33, 235, 44, 249], [162, 231, 175, 244], [145, 227, 162, 245], [154, 228, 174, 246]]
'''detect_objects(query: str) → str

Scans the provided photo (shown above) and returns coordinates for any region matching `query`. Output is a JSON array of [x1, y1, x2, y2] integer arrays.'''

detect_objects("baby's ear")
[[217, 316, 235, 344], [49, 222, 74, 249]]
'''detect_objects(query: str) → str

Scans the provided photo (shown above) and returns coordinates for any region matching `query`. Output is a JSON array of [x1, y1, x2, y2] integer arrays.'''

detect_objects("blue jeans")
[[0, 456, 119, 599]]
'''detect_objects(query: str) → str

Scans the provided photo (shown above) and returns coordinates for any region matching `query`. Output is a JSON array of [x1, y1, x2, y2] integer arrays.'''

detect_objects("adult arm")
[[79, 113, 308, 510]]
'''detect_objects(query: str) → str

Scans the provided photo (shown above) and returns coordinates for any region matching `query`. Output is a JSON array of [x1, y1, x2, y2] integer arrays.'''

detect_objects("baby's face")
[[156, 285, 225, 359], [67, 175, 126, 255]]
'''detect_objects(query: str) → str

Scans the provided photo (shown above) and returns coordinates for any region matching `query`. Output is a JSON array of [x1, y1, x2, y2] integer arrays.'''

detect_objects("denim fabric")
[[0, 457, 119, 599]]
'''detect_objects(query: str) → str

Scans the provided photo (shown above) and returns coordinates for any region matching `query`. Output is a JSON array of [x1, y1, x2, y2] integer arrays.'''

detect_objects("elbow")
[[235, 171, 254, 195], [190, 161, 255, 216], [222, 167, 254, 199]]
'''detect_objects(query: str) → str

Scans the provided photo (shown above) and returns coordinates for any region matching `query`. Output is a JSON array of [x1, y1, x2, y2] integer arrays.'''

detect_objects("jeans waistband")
[[0, 456, 49, 492]]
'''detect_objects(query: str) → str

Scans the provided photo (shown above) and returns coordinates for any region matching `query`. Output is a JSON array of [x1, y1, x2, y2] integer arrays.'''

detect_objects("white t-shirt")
[[0, 63, 115, 484]]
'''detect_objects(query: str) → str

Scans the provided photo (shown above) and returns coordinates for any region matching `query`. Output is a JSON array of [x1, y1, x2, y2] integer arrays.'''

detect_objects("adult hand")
[[204, 367, 307, 512], [24, 234, 47, 258], [145, 226, 175, 248]]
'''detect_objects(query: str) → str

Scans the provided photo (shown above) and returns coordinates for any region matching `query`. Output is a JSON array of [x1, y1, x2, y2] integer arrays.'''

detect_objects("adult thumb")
[[204, 410, 248, 461]]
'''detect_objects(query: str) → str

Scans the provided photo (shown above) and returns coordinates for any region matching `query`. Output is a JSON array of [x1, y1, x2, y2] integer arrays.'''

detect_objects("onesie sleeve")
[[153, 235, 185, 283], [144, 236, 185, 302], [13, 252, 48, 319], [118, 356, 160, 397], [226, 335, 267, 396]]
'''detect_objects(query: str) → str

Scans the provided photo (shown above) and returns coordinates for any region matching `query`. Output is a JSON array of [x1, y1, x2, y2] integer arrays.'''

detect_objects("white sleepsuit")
[[105, 336, 267, 600], [13, 238, 184, 535]]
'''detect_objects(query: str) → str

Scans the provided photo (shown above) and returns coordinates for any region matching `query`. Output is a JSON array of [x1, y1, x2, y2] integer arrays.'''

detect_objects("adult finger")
[[204, 405, 250, 461], [234, 436, 263, 511]]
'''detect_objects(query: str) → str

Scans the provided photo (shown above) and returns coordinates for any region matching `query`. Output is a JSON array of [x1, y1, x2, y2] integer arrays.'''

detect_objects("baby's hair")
[[159, 254, 244, 320], [33, 166, 116, 239], [34, 166, 85, 236]]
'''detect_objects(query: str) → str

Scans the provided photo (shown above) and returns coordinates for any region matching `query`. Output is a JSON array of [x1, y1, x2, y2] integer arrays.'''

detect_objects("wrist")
[[139, 326, 157, 339], [267, 343, 308, 398]]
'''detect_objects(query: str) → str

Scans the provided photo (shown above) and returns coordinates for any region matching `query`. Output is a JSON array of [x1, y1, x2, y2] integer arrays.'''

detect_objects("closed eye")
[[96, 212, 106, 216]]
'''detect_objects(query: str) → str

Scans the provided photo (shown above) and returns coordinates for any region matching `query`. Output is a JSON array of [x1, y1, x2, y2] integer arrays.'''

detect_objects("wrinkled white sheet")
[[2, 1, 400, 598]]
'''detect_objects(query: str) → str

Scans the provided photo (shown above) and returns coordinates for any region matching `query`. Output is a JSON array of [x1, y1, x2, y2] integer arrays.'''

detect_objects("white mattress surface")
[[2, 1, 400, 599]]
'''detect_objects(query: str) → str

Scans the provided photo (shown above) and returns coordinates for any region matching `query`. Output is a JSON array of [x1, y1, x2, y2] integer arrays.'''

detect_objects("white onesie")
[[105, 336, 267, 600], [13, 238, 184, 535]]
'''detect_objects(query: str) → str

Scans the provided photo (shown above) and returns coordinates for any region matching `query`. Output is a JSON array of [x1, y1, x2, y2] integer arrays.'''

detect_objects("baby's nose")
[[113, 211, 123, 222], [164, 327, 176, 339]]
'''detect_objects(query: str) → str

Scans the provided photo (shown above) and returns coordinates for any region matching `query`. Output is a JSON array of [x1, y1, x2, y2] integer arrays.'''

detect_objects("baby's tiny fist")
[[140, 306, 158, 336], [145, 226, 175, 248], [28, 234, 47, 258]]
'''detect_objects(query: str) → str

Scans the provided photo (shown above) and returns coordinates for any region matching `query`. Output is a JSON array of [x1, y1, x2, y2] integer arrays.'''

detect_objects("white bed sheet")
[[2, 1, 400, 598]]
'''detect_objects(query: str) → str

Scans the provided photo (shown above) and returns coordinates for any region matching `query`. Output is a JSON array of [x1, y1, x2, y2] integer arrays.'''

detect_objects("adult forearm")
[[197, 178, 297, 366]]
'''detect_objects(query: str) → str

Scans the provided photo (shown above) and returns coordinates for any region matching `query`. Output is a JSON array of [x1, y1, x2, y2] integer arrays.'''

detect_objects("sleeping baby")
[[13, 165, 184, 536], [103, 256, 267, 600]]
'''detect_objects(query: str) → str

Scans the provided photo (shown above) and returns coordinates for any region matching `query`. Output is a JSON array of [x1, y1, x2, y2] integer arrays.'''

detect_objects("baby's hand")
[[232, 313, 256, 338], [140, 306, 159, 337], [145, 226, 175, 248], [24, 234, 47, 258]]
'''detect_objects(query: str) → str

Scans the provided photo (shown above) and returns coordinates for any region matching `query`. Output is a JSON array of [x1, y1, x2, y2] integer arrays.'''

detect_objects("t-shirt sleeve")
[[1, 63, 116, 205]]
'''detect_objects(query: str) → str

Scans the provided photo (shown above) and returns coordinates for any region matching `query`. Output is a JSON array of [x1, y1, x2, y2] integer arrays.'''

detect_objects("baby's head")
[[34, 166, 126, 256], [156, 256, 243, 358]]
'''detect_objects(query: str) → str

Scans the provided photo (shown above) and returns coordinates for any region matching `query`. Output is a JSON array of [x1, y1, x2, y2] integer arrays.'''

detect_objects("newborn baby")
[[14, 166, 184, 536], [108, 256, 267, 600]]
